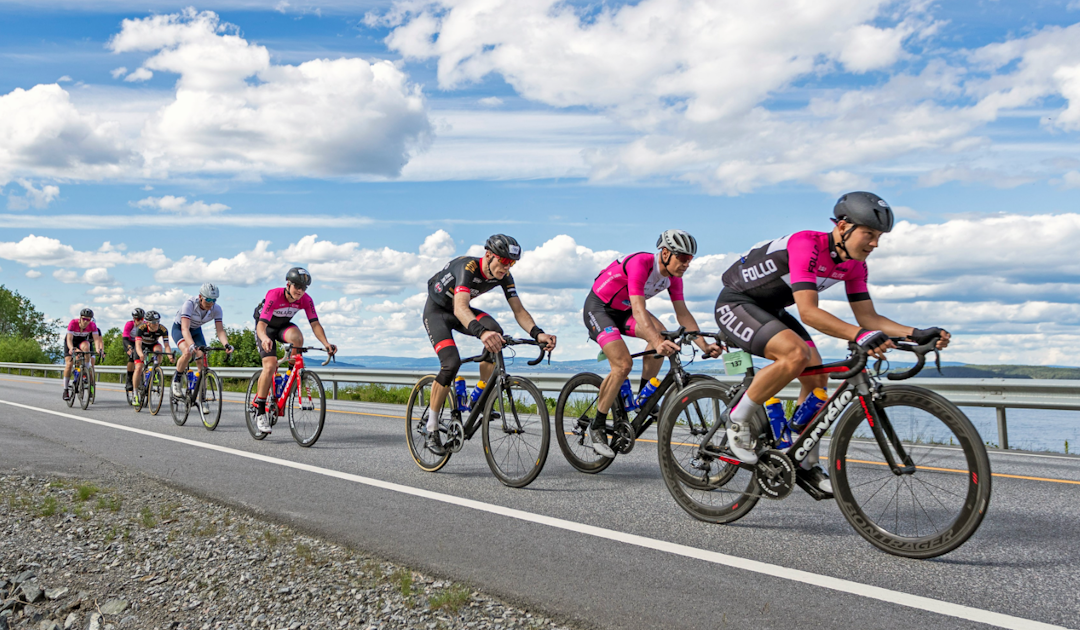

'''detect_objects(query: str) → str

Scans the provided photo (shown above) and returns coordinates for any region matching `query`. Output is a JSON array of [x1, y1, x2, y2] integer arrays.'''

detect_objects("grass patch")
[[429, 585, 472, 613], [338, 383, 412, 405], [262, 529, 280, 546], [97, 494, 122, 512], [159, 502, 182, 520], [37, 495, 60, 517], [75, 483, 100, 502], [71, 502, 90, 520], [139, 506, 157, 528], [295, 543, 315, 565], [390, 568, 417, 603]]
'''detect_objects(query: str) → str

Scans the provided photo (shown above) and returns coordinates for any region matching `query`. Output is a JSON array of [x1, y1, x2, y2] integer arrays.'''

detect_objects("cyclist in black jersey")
[[132, 311, 172, 404], [422, 234, 557, 454]]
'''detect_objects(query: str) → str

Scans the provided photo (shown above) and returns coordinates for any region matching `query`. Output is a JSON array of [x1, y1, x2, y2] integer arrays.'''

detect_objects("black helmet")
[[145, 310, 161, 323], [485, 234, 521, 260], [286, 267, 311, 290], [132, 308, 145, 319], [80, 308, 93, 318], [833, 192, 894, 233]]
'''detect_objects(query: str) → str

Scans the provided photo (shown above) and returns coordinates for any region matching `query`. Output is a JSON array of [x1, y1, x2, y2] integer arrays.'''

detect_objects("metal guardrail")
[[3, 362, 1077, 451]]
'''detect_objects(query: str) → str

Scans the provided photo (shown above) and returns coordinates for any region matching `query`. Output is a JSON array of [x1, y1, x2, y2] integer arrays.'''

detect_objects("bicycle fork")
[[857, 391, 916, 475]]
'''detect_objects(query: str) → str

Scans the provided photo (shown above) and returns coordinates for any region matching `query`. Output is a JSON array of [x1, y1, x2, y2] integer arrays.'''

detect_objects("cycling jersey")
[[173, 296, 223, 328], [427, 256, 517, 310], [135, 323, 168, 348], [254, 287, 318, 328], [720, 231, 870, 312], [122, 320, 137, 341], [591, 252, 685, 311], [66, 319, 99, 343]]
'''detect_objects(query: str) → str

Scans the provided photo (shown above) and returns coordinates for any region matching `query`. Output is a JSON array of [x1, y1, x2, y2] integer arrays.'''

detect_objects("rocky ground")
[[0, 470, 577, 630]]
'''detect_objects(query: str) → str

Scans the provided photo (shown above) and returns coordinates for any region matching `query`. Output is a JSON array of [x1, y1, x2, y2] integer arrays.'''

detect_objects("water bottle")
[[765, 397, 792, 449], [790, 388, 828, 432], [635, 377, 661, 408], [454, 377, 468, 412], [274, 374, 285, 399], [186, 370, 196, 391], [468, 380, 486, 410], [619, 379, 638, 411]]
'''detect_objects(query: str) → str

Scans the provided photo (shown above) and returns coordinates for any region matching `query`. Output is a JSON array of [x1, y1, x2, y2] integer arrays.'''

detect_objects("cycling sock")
[[126, 369, 134, 386], [64, 376, 70, 388], [730, 394, 762, 426], [254, 396, 266, 414], [590, 410, 608, 430], [426, 405, 443, 433], [801, 442, 820, 470]]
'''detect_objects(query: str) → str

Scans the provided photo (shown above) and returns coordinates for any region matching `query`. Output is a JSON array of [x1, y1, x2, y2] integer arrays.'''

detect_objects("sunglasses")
[[675, 253, 693, 263], [80, 317, 91, 322], [496, 256, 516, 268], [202, 297, 217, 304]]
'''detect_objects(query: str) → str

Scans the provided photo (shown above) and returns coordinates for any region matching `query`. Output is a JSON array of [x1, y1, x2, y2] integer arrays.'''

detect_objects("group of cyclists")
[[62, 190, 949, 495]]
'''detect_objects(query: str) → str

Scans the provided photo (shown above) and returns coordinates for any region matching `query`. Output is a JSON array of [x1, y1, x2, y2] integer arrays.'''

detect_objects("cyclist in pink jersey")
[[582, 230, 721, 458], [714, 192, 951, 495], [122, 308, 144, 395], [62, 307, 103, 401], [250, 267, 337, 434]]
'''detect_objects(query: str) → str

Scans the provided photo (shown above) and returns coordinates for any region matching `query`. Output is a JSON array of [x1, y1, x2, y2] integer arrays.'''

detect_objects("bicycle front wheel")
[[244, 371, 266, 440], [405, 375, 452, 472], [288, 371, 326, 447], [88, 365, 96, 405], [66, 371, 76, 408], [830, 385, 992, 559], [553, 373, 614, 474], [482, 377, 550, 488], [79, 372, 91, 410], [657, 380, 758, 524], [200, 370, 223, 431], [149, 367, 165, 415], [170, 374, 190, 426]]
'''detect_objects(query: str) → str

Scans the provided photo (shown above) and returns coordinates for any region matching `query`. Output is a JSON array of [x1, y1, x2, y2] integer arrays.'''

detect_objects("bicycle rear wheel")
[[200, 370, 223, 431], [657, 380, 759, 524], [88, 365, 96, 405], [553, 373, 614, 474], [482, 376, 550, 488], [66, 368, 77, 408], [148, 367, 164, 415], [288, 371, 326, 447], [830, 385, 992, 559], [244, 371, 267, 440], [170, 374, 190, 426], [79, 371, 91, 410], [405, 375, 452, 472]]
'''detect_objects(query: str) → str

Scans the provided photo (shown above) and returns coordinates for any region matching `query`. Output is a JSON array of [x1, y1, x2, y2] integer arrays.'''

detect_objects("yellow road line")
[[845, 458, 1080, 486]]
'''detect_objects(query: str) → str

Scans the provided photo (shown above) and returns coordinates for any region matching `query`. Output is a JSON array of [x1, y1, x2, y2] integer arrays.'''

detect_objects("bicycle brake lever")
[[934, 348, 942, 375]]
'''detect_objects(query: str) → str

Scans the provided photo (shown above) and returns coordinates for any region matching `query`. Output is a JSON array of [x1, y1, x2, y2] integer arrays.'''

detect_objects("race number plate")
[[723, 350, 753, 375]]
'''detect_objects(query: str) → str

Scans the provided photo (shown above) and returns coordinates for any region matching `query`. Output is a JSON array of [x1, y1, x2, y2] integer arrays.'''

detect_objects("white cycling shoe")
[[725, 418, 759, 464]]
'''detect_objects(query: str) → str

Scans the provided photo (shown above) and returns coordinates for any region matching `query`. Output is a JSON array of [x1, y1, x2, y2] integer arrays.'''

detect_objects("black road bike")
[[170, 346, 227, 431], [406, 337, 550, 488], [133, 351, 167, 415], [68, 351, 97, 410], [656, 335, 992, 559], [554, 327, 719, 474]]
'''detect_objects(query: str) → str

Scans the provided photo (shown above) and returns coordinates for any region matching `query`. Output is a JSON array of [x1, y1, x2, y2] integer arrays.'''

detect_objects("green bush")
[[0, 336, 50, 363]]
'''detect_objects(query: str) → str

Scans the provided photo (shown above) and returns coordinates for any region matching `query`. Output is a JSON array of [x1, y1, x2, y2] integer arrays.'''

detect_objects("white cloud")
[[134, 195, 229, 215], [478, 96, 503, 107], [110, 67, 128, 79], [418, 229, 455, 258], [6, 179, 60, 210], [53, 267, 117, 285], [154, 240, 280, 286], [124, 67, 153, 82], [25, 270, 41, 279], [0, 234, 169, 269], [57, 76, 73, 83]]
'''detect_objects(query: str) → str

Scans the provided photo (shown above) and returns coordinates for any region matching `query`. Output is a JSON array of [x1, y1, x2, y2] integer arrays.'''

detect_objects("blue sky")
[[2, 0, 1080, 364]]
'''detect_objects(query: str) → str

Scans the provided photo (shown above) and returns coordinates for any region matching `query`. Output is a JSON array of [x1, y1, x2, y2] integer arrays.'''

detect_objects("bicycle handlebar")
[[278, 344, 336, 366], [826, 334, 943, 381]]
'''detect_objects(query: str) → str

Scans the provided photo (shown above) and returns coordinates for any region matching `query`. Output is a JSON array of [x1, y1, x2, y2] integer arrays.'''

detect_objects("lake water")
[[958, 406, 1080, 454]]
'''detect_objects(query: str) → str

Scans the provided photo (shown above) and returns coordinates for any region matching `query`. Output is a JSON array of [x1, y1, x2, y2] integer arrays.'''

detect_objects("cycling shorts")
[[64, 339, 96, 358], [423, 298, 503, 386], [123, 338, 136, 360], [134, 343, 163, 364], [256, 322, 300, 359], [714, 289, 814, 357], [170, 322, 207, 349], [582, 291, 637, 348]]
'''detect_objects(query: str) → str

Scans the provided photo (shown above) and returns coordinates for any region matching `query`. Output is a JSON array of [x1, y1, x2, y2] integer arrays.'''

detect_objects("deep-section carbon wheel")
[[405, 375, 453, 472], [482, 376, 550, 488]]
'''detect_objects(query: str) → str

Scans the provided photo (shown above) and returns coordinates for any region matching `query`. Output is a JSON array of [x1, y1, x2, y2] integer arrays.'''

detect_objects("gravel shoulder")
[[0, 468, 578, 630]]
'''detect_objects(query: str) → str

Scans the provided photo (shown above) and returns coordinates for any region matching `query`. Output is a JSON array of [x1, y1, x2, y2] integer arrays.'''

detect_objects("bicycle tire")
[[135, 375, 147, 413], [658, 373, 716, 420], [554, 372, 615, 474], [657, 380, 759, 524], [405, 375, 452, 472], [200, 370, 223, 431], [66, 369, 77, 408], [79, 371, 91, 410], [482, 376, 550, 487], [149, 367, 164, 416], [88, 365, 96, 405], [244, 370, 267, 440], [830, 384, 992, 559], [289, 371, 326, 447], [170, 373, 190, 426]]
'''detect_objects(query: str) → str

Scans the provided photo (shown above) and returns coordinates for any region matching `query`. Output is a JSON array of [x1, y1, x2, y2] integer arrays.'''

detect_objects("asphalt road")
[[1, 373, 1077, 630]]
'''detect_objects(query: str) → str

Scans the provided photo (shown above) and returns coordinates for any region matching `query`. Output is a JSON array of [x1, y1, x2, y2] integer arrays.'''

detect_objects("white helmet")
[[656, 229, 697, 256], [199, 282, 219, 301]]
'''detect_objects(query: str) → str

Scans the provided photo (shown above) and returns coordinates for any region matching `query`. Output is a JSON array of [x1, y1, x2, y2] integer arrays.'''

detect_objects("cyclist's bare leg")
[[175, 338, 192, 373], [479, 361, 495, 384], [597, 338, 631, 414], [745, 330, 812, 405], [796, 344, 827, 404], [635, 310, 667, 386], [133, 359, 145, 389], [63, 355, 73, 381]]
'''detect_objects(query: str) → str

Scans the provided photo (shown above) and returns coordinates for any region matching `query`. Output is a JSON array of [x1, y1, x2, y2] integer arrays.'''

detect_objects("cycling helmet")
[[199, 282, 219, 301], [145, 310, 161, 323], [656, 229, 697, 256], [484, 234, 522, 260], [132, 308, 145, 319], [286, 267, 312, 290], [833, 192, 894, 233], [80, 307, 94, 318]]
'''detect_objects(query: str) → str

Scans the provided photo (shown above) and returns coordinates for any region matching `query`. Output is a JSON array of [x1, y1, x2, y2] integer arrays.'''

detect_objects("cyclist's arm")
[[629, 294, 664, 348], [93, 332, 103, 352], [135, 337, 145, 359], [66, 331, 74, 352], [452, 291, 479, 330], [310, 320, 333, 350], [506, 296, 538, 334], [849, 300, 950, 349], [181, 317, 195, 347], [793, 290, 864, 341], [214, 320, 230, 348], [671, 299, 713, 353]]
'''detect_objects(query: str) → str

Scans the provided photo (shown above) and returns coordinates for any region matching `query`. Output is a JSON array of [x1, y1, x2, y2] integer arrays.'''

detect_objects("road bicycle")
[[656, 334, 992, 558], [244, 345, 331, 447], [67, 350, 97, 410], [133, 351, 167, 415], [406, 337, 550, 488], [554, 327, 720, 474], [170, 346, 228, 431]]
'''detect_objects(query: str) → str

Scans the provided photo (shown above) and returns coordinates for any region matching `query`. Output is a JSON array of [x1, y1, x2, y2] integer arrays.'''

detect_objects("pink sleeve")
[[667, 276, 685, 301], [123, 322, 134, 337], [303, 294, 318, 321], [67, 320, 79, 332], [845, 262, 870, 298], [258, 288, 279, 322], [786, 231, 821, 291], [89, 322, 99, 333], [625, 253, 653, 297]]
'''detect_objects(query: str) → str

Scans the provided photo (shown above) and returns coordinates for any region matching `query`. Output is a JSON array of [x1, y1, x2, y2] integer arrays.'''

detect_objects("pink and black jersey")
[[122, 320, 136, 341], [721, 231, 870, 312], [590, 252, 685, 311], [67, 319, 99, 342], [254, 287, 318, 329]]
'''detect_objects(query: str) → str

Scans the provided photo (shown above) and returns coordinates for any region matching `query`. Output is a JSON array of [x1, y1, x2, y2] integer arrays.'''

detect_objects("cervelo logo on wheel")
[[794, 389, 853, 460], [715, 304, 752, 343]]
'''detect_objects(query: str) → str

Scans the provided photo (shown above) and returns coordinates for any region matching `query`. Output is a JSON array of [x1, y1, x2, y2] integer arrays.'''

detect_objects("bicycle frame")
[[267, 351, 309, 417], [451, 337, 548, 442]]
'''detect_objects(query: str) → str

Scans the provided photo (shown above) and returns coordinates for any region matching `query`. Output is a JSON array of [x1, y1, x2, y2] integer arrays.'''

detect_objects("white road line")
[[0, 398, 1065, 630]]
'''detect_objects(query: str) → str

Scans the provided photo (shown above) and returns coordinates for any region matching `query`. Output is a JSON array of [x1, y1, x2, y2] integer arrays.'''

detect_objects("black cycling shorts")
[[582, 291, 637, 348], [64, 339, 96, 358], [123, 338, 136, 360], [714, 290, 813, 357], [423, 298, 503, 386], [256, 322, 300, 359]]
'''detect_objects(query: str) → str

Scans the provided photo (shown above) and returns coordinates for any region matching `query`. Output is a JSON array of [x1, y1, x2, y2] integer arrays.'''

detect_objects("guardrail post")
[[996, 407, 1009, 450], [332, 380, 338, 400]]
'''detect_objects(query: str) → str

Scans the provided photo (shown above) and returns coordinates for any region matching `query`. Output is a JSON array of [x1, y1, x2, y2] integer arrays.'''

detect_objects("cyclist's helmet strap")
[[485, 234, 522, 260]]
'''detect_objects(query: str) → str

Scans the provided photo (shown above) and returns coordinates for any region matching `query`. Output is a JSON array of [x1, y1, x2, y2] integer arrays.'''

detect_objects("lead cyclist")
[[713, 192, 950, 495]]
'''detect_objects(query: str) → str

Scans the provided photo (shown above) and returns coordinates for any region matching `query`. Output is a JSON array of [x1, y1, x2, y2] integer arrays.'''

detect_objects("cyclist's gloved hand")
[[187, 345, 197, 356], [854, 329, 890, 355], [225, 343, 234, 353], [910, 327, 945, 345], [326, 344, 337, 356]]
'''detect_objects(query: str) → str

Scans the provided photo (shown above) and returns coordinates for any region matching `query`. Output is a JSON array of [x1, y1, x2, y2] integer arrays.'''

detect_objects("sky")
[[2, 0, 1080, 364]]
